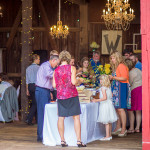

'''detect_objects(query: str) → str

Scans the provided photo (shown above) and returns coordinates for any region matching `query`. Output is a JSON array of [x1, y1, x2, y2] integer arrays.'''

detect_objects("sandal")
[[127, 129, 135, 133], [77, 141, 86, 147], [135, 129, 140, 133], [61, 141, 68, 147]]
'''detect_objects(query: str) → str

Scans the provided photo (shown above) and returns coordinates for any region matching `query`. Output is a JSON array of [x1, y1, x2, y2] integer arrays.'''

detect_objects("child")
[[77, 57, 89, 78], [92, 75, 118, 141]]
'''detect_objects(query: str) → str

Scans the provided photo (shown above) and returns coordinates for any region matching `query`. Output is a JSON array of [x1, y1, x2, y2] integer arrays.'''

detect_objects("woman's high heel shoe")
[[112, 128, 122, 135], [118, 130, 127, 137], [77, 141, 86, 147], [61, 141, 68, 147]]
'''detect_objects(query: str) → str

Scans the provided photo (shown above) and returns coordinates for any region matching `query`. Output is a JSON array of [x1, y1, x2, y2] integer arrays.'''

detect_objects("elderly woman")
[[53, 50, 86, 147], [125, 59, 142, 133], [109, 51, 130, 137]]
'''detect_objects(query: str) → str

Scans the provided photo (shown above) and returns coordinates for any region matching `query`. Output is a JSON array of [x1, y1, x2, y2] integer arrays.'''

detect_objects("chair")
[[0, 84, 8, 123], [0, 86, 19, 123]]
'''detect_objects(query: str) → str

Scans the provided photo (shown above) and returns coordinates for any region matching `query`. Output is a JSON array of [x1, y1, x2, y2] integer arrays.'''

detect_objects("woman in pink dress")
[[125, 59, 142, 133], [53, 50, 86, 147]]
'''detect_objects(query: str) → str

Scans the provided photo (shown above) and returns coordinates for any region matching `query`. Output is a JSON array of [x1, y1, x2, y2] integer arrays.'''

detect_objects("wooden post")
[[21, 0, 33, 120], [141, 0, 150, 149], [79, 4, 88, 58]]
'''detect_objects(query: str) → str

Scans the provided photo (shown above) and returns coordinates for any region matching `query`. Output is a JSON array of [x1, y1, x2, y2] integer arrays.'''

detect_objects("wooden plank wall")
[[31, 0, 80, 59], [0, 0, 141, 73], [88, 23, 141, 65], [0, 0, 80, 75], [0, 0, 21, 74]]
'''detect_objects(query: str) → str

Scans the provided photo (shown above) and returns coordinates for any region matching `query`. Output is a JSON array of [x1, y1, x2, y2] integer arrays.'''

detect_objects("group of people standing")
[[91, 50, 142, 141], [25, 49, 142, 146], [26, 50, 86, 147]]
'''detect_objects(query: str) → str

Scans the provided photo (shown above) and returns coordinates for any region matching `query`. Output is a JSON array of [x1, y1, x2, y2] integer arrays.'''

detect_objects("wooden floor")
[[0, 121, 142, 150]]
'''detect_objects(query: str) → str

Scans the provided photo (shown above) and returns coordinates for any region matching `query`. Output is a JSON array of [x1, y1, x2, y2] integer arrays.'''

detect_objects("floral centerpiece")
[[98, 64, 111, 75], [90, 41, 100, 52]]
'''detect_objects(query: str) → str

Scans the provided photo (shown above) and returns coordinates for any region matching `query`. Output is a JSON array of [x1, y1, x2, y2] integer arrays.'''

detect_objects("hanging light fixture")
[[101, 0, 135, 31], [50, 0, 69, 38], [0, 6, 3, 17]]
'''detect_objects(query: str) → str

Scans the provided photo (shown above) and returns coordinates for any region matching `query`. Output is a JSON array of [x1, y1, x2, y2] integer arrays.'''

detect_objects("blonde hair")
[[81, 57, 89, 67], [71, 55, 75, 59], [50, 50, 59, 56], [99, 74, 111, 88], [109, 51, 126, 72], [59, 50, 71, 64]]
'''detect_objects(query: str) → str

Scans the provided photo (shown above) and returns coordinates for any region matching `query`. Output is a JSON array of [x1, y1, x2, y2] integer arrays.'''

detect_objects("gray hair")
[[49, 55, 59, 60], [93, 51, 100, 56]]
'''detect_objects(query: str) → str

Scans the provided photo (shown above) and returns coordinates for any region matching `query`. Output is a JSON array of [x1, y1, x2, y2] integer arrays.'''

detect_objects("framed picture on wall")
[[102, 30, 122, 55]]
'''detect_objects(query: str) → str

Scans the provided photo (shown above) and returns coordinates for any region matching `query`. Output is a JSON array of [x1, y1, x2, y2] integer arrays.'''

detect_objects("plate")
[[51, 102, 57, 104]]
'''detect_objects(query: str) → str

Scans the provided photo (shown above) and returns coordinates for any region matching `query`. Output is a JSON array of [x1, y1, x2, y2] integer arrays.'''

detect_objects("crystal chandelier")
[[101, 0, 135, 31], [50, 0, 69, 38]]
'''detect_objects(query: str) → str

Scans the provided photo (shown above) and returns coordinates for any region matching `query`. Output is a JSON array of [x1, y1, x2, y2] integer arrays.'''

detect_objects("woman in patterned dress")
[[109, 51, 131, 137]]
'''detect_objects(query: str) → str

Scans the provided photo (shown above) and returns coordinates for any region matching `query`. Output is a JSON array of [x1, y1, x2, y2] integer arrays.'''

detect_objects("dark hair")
[[32, 54, 40, 62], [81, 57, 89, 67], [0, 72, 9, 81], [49, 55, 59, 60], [123, 49, 133, 55]]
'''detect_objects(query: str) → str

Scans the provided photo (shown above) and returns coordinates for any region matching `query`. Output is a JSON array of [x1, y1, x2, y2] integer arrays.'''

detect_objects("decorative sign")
[[102, 30, 122, 55]]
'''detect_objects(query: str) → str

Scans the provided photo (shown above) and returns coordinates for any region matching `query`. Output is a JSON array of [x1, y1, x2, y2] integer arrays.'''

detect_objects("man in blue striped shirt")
[[26, 54, 40, 125]]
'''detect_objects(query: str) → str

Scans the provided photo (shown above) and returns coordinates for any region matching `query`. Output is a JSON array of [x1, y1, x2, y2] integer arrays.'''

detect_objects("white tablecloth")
[[43, 102, 110, 146]]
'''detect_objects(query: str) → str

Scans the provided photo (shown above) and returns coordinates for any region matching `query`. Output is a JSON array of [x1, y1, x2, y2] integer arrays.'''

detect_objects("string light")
[[21, 1, 34, 116]]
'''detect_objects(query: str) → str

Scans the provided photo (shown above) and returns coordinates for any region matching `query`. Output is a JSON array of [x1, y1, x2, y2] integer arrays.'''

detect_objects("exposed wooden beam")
[[6, 6, 22, 51], [0, 27, 80, 32], [67, 0, 85, 5], [38, 0, 58, 50], [7, 73, 21, 77]]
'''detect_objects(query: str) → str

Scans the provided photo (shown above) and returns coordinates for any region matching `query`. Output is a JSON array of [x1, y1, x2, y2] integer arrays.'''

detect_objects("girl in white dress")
[[92, 75, 118, 141]]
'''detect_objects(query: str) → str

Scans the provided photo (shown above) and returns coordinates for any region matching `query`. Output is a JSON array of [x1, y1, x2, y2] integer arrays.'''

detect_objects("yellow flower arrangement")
[[104, 64, 110, 68], [90, 41, 100, 49], [98, 64, 111, 75], [98, 65, 103, 72]]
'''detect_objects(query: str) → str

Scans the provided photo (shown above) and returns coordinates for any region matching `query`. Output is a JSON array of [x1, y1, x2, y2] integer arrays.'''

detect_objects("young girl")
[[76, 57, 89, 77], [92, 75, 118, 141]]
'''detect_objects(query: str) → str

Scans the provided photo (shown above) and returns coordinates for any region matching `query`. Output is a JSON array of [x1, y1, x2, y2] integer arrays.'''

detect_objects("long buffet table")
[[43, 102, 115, 147]]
